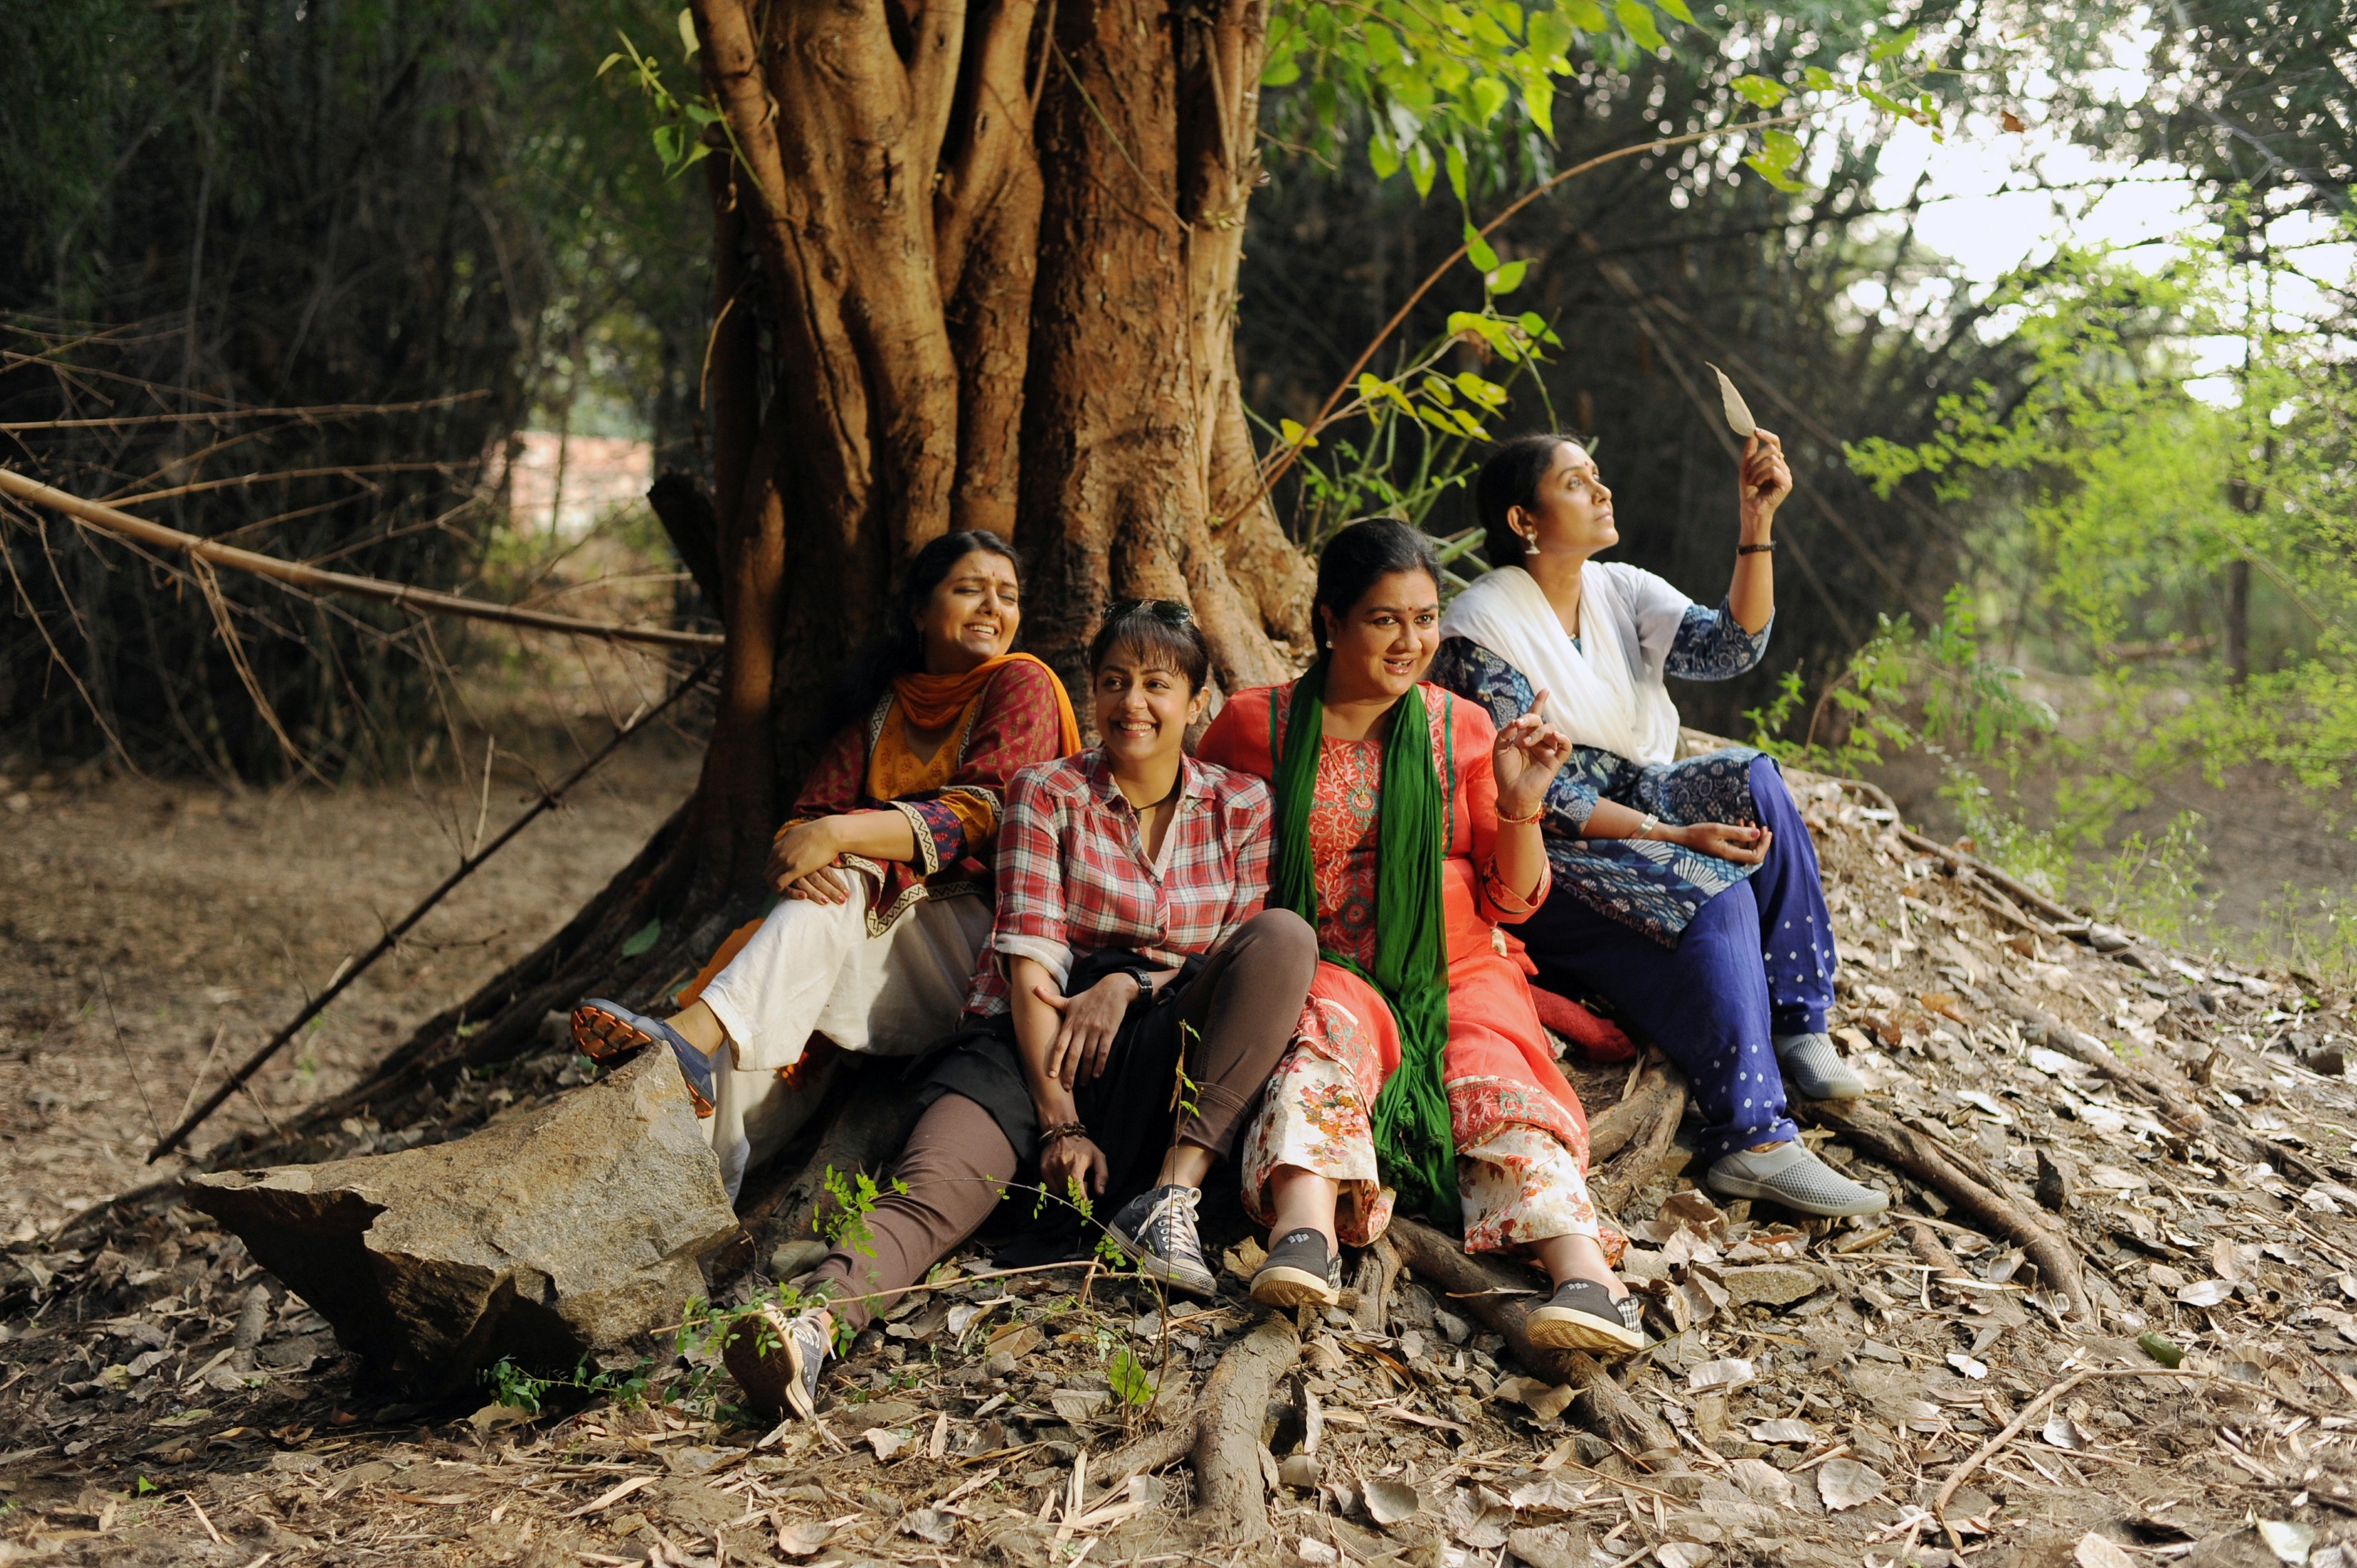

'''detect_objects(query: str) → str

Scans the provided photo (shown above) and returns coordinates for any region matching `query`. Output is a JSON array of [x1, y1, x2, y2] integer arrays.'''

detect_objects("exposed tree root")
[[1993, 989, 2343, 1189], [1350, 1235, 1399, 1335], [1385, 1217, 1675, 1454], [1583, 1054, 1680, 1165], [1084, 1414, 1201, 1504], [1590, 1060, 1689, 1217], [1191, 1310, 1301, 1536], [1798, 1098, 2094, 1319]]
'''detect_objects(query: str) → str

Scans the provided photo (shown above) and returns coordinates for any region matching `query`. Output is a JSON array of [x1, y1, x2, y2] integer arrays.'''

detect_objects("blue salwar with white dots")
[[1509, 756, 1838, 1164], [1431, 610, 1843, 1167]]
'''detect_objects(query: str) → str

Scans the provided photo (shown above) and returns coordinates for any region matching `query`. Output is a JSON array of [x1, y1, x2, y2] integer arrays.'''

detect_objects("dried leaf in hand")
[[2074, 1532, 2137, 1568], [2177, 1278, 2236, 1307], [1365, 1477, 1422, 1526], [1816, 1457, 1886, 1512], [1704, 363, 1757, 438]]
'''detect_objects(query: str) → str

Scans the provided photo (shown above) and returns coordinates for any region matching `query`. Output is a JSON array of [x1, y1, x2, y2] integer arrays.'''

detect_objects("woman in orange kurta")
[[1198, 519, 1641, 1355]]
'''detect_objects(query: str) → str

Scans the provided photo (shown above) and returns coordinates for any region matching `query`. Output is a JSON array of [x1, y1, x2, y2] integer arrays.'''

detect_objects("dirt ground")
[[5, 758, 2357, 1568], [0, 728, 704, 1239]]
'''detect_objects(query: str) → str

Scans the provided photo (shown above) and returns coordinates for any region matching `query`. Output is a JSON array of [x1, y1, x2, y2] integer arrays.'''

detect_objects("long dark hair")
[[1473, 432, 1586, 571], [832, 530, 1026, 729], [1313, 519, 1443, 650]]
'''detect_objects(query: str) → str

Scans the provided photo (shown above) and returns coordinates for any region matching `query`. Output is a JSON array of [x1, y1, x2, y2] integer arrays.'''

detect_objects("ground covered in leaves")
[[5, 774, 2357, 1568]]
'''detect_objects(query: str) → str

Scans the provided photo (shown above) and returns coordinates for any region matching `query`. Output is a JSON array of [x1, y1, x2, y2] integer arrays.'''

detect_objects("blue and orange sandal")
[[571, 998, 716, 1116]]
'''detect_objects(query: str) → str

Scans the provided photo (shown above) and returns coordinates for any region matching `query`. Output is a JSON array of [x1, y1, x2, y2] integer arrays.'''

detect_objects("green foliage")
[[821, 1165, 909, 1264], [1845, 237, 2357, 810], [599, 25, 722, 179], [481, 1352, 653, 1414], [1107, 1347, 1157, 1406]]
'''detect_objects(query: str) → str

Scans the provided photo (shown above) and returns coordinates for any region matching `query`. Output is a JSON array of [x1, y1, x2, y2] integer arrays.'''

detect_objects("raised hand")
[[1739, 429, 1792, 530], [1492, 688, 1574, 824]]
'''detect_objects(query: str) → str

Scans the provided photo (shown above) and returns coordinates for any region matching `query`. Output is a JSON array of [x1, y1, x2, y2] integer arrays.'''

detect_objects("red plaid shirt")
[[965, 749, 1275, 1015]]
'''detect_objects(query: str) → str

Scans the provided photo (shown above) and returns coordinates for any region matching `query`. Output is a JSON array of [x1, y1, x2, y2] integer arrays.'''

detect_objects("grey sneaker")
[[721, 1299, 834, 1420], [1706, 1140, 1888, 1218], [1109, 1185, 1218, 1298], [1250, 1227, 1342, 1308], [1527, 1277, 1645, 1355], [1773, 1032, 1866, 1100]]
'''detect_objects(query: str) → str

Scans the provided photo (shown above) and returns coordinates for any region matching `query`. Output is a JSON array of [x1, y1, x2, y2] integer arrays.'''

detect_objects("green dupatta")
[[1266, 663, 1458, 1221]]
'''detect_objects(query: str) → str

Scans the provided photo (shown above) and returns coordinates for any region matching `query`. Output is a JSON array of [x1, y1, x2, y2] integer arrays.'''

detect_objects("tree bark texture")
[[225, 0, 1318, 1170], [687, 0, 1310, 895]]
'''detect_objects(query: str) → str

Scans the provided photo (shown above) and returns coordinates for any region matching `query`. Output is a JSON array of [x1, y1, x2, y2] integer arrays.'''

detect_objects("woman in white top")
[[1429, 431, 1886, 1219]]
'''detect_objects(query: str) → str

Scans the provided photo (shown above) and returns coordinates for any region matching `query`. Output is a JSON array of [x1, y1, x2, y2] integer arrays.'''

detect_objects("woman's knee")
[[1235, 908, 1318, 985]]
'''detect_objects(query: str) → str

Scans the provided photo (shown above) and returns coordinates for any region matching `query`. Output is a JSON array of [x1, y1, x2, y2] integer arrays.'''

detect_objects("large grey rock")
[[186, 1051, 737, 1397]]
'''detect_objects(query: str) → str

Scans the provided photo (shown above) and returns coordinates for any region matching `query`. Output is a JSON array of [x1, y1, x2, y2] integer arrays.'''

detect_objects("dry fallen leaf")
[[2074, 1532, 2137, 1568], [2041, 1412, 2087, 1451], [1816, 1458, 1886, 1512], [1946, 1352, 1989, 1380], [1507, 1477, 1587, 1517], [1658, 1544, 1715, 1568], [899, 1509, 956, 1545], [1748, 1418, 1816, 1445], [2258, 1520, 2316, 1564], [862, 1427, 906, 1462], [2178, 1279, 2236, 1307], [1687, 1357, 1755, 1395], [1365, 1477, 1422, 1526], [1297, 1539, 1341, 1565], [776, 1519, 833, 1557]]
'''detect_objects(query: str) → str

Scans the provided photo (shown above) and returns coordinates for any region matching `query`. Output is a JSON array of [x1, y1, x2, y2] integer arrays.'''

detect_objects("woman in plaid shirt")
[[724, 603, 1319, 1422]]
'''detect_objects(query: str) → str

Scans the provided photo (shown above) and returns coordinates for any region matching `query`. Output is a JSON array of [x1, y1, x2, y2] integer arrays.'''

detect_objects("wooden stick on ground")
[[145, 655, 719, 1162], [1932, 1367, 2326, 1548], [1797, 1097, 2093, 1320], [0, 464, 723, 650]]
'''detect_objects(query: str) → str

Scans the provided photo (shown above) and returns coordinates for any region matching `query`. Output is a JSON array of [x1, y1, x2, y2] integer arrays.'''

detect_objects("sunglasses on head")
[[1106, 598, 1195, 625]]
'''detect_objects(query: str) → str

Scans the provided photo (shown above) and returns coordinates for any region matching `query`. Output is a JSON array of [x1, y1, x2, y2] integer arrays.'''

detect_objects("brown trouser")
[[809, 909, 1315, 1330]]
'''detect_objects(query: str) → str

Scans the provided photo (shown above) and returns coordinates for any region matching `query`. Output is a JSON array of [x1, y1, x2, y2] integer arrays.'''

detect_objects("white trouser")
[[698, 882, 991, 1197]]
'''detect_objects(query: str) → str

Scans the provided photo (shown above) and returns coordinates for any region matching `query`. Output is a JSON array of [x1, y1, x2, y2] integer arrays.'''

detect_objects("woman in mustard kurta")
[[571, 531, 1078, 1196]]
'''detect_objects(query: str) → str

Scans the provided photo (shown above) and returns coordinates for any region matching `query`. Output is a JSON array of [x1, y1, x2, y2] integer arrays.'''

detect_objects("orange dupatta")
[[892, 653, 1081, 754]]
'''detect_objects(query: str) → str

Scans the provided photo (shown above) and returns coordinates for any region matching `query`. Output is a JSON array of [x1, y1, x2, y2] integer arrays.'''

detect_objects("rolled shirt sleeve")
[[1663, 597, 1772, 680]]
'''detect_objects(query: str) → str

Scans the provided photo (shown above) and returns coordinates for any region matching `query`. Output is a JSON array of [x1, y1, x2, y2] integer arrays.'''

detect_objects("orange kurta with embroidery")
[[1197, 681, 1593, 1166]]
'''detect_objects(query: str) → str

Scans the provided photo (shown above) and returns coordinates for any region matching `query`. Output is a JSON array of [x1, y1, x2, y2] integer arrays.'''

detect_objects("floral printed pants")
[[1238, 1041, 1604, 1255]]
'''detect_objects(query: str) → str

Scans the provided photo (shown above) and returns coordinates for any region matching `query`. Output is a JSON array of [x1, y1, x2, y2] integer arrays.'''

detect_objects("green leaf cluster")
[[1262, 0, 1690, 195]]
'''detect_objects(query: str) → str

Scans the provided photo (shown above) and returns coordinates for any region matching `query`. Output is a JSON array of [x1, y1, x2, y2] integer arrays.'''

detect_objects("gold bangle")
[[1496, 801, 1543, 827]]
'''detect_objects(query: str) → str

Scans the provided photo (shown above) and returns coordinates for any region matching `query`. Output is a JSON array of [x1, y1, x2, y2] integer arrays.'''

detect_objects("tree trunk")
[[239, 0, 1314, 1165]]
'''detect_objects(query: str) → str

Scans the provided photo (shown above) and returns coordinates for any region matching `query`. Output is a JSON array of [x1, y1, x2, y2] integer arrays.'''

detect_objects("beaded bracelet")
[[1037, 1121, 1091, 1148]]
